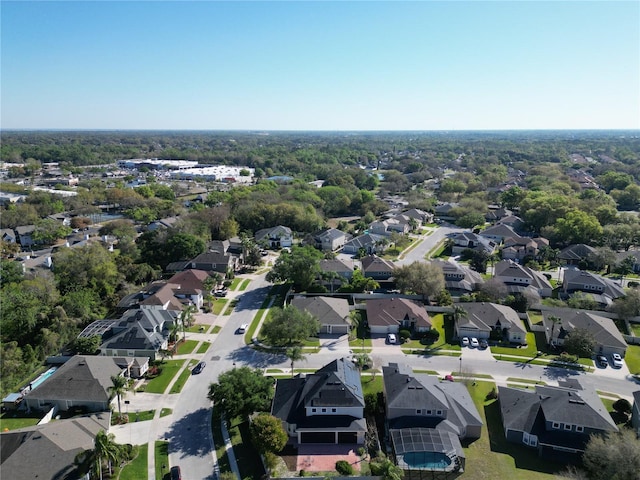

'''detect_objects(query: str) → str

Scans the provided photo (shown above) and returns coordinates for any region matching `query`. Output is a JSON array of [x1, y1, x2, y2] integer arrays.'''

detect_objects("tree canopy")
[[261, 305, 320, 346], [265, 245, 323, 291], [207, 366, 274, 420], [393, 261, 445, 301]]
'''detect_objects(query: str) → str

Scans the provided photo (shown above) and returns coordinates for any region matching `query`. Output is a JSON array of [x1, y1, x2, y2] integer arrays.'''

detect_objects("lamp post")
[[459, 356, 462, 375]]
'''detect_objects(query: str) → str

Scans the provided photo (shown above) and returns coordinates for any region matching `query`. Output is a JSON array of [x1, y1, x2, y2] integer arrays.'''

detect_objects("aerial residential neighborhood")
[[1, 130, 639, 480]]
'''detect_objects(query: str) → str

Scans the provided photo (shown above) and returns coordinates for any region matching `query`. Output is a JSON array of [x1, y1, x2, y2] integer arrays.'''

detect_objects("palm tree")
[[93, 430, 123, 479], [180, 303, 197, 341], [373, 458, 404, 480], [285, 346, 307, 378], [108, 375, 129, 420], [453, 305, 467, 323]]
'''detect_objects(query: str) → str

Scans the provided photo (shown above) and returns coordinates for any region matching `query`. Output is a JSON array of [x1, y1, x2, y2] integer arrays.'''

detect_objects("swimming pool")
[[403, 452, 452, 470], [29, 367, 57, 390]]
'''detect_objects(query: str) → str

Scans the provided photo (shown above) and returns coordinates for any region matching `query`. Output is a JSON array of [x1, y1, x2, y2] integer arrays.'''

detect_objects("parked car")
[[479, 338, 488, 349], [461, 337, 470, 347], [170, 466, 182, 480], [596, 355, 608, 368], [192, 361, 206, 374], [611, 353, 623, 368], [387, 333, 397, 344], [470, 337, 479, 348], [237, 323, 248, 334], [214, 289, 227, 297]]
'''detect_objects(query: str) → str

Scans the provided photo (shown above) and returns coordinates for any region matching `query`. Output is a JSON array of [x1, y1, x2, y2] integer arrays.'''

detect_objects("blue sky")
[[2, 1, 638, 130]]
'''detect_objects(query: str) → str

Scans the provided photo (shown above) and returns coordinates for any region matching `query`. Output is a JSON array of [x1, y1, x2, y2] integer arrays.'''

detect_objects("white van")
[[238, 324, 248, 334]]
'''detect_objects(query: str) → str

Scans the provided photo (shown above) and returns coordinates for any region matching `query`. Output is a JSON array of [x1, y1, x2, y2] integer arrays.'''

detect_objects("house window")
[[564, 424, 572, 431], [426, 410, 432, 415], [576, 426, 584, 432], [552, 422, 560, 429], [322, 408, 327, 413], [417, 409, 422, 414], [332, 408, 336, 413], [312, 408, 316, 413], [436, 410, 443, 416]]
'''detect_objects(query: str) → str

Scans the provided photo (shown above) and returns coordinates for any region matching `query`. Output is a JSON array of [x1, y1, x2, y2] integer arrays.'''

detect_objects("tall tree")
[[249, 413, 288, 454], [582, 429, 640, 480], [285, 346, 307, 377], [261, 306, 320, 347], [108, 375, 129, 419], [266, 245, 323, 291], [393, 261, 445, 301], [92, 430, 124, 480], [207, 366, 273, 420]]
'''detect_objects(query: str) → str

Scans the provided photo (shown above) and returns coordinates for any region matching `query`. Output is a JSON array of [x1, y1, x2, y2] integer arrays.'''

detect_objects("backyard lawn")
[[142, 360, 187, 394], [465, 381, 568, 479], [0, 411, 42, 431]]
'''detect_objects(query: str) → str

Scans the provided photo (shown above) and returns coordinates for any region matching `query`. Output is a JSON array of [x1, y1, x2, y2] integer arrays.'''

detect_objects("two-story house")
[[455, 302, 527, 344], [314, 228, 350, 252], [449, 232, 496, 256], [319, 258, 354, 292], [342, 233, 386, 255], [365, 298, 431, 335], [431, 259, 484, 295], [494, 260, 553, 298], [383, 363, 483, 476], [499, 379, 618, 460], [255, 225, 293, 249], [271, 358, 366, 445]]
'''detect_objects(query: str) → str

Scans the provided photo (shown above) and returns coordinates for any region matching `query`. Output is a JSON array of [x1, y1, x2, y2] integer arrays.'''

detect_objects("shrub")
[[486, 387, 498, 400], [613, 398, 632, 415], [399, 329, 411, 340], [335, 460, 354, 475]]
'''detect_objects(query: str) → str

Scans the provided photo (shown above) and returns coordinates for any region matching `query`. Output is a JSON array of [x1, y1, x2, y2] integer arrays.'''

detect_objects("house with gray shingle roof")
[[255, 225, 293, 248], [541, 308, 627, 357], [499, 379, 617, 460], [558, 244, 597, 266], [342, 233, 386, 255], [455, 302, 527, 344], [431, 259, 484, 294], [365, 298, 431, 335], [632, 390, 640, 437], [99, 308, 177, 360], [0, 228, 17, 243], [271, 358, 366, 445], [314, 228, 350, 252], [561, 269, 625, 307], [449, 232, 496, 255], [0, 413, 110, 480], [494, 260, 552, 298], [319, 258, 354, 292], [22, 356, 126, 412], [290, 296, 352, 335], [383, 363, 483, 476]]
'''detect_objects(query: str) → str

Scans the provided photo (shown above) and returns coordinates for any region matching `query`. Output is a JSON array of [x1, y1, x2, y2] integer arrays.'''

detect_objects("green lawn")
[[119, 444, 147, 480], [211, 325, 221, 334], [630, 323, 640, 336], [187, 323, 208, 333], [625, 344, 640, 374], [111, 409, 155, 425], [229, 278, 242, 290], [0, 411, 42, 430], [160, 408, 172, 418], [239, 279, 251, 291], [491, 332, 539, 357], [223, 299, 238, 315], [155, 441, 169, 480], [143, 360, 187, 394], [211, 408, 232, 475], [402, 313, 462, 353], [528, 311, 543, 326], [226, 416, 266, 480], [360, 374, 383, 396], [176, 339, 198, 354], [464, 381, 567, 479], [211, 299, 228, 315], [169, 362, 194, 394], [197, 341, 211, 354]]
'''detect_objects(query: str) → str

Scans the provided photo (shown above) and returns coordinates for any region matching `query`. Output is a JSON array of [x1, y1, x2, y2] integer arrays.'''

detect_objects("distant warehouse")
[[117, 158, 254, 183]]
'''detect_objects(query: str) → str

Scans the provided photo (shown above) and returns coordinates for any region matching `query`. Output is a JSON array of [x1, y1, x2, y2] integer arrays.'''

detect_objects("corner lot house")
[[432, 259, 484, 295], [22, 356, 126, 413], [499, 379, 617, 460], [383, 363, 483, 477], [290, 296, 352, 335], [365, 298, 431, 335], [455, 302, 527, 344], [271, 358, 366, 445], [542, 308, 627, 357]]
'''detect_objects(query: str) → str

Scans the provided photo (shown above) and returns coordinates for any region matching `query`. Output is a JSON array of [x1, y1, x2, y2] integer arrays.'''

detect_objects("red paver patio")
[[296, 444, 361, 472]]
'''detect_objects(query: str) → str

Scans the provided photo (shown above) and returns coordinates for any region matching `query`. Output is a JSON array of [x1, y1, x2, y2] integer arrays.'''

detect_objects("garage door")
[[338, 432, 357, 443], [300, 432, 335, 443]]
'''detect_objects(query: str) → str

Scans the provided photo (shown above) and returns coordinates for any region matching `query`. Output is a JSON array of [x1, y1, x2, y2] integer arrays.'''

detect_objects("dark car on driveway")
[[596, 355, 608, 368], [192, 361, 206, 374]]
